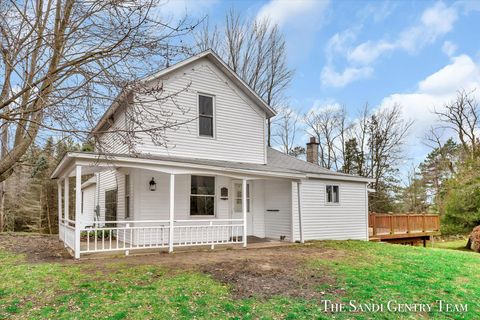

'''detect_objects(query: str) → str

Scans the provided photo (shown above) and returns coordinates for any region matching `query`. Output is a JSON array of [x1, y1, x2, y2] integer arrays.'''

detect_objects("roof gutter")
[[306, 173, 375, 183]]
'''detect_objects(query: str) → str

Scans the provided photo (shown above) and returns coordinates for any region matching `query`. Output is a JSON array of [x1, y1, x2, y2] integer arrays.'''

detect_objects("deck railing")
[[76, 219, 244, 255], [369, 213, 440, 236]]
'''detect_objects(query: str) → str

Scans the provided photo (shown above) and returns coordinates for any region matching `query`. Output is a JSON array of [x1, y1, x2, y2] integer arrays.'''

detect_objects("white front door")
[[231, 181, 254, 235]]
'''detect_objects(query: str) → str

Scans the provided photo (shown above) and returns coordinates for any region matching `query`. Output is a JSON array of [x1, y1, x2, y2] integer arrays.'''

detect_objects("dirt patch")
[[0, 234, 346, 300], [201, 257, 339, 300], [0, 233, 71, 262]]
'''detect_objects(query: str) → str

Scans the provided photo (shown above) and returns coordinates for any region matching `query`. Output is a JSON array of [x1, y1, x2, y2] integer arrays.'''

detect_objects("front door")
[[231, 181, 254, 235]]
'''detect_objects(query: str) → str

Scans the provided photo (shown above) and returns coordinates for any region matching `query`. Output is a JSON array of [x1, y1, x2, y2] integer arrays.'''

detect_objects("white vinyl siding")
[[264, 180, 292, 241], [81, 184, 96, 224], [292, 179, 368, 241], [95, 109, 130, 154], [132, 58, 267, 163]]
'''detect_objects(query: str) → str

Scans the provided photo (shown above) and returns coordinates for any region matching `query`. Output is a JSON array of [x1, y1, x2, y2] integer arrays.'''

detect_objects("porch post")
[[242, 178, 247, 247], [74, 165, 82, 259], [168, 174, 175, 253], [57, 179, 62, 240], [297, 181, 304, 243], [64, 176, 69, 221]]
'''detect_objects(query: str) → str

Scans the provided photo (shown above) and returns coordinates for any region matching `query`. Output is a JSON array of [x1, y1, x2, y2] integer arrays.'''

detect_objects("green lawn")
[[1, 240, 479, 319], [433, 238, 470, 251]]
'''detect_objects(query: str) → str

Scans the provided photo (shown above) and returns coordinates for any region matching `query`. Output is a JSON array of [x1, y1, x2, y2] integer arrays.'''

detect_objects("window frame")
[[197, 93, 216, 139], [189, 175, 216, 217], [233, 181, 252, 213], [104, 188, 118, 226], [325, 185, 340, 205], [125, 174, 130, 219]]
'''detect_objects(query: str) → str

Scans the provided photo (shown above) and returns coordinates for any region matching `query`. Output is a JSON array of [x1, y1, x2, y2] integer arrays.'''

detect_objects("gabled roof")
[[267, 148, 373, 181], [142, 50, 276, 118], [92, 49, 276, 134]]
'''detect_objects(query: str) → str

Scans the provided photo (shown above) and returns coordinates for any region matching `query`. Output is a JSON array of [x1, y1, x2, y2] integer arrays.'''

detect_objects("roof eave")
[[306, 173, 375, 183], [51, 152, 305, 180]]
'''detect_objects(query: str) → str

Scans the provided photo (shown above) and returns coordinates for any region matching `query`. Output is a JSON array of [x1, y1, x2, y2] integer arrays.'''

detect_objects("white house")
[[52, 50, 373, 258]]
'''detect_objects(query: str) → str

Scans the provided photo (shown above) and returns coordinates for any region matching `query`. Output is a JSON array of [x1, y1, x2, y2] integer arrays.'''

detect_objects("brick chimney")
[[306, 136, 319, 165]]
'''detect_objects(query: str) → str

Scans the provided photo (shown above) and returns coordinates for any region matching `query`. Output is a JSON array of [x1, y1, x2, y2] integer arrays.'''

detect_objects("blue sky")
[[162, 0, 480, 165]]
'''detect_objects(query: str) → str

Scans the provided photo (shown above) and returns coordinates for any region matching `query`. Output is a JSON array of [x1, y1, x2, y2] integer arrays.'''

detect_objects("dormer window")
[[198, 94, 214, 137]]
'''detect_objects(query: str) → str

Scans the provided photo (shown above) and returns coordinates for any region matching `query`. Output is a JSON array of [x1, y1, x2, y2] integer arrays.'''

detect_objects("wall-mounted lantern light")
[[149, 177, 156, 191], [220, 187, 228, 200]]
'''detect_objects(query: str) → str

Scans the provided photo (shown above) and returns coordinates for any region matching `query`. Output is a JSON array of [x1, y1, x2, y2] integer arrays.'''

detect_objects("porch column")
[[57, 179, 62, 240], [74, 165, 82, 259], [242, 178, 247, 247], [297, 182, 304, 243], [168, 174, 175, 253], [64, 177, 69, 221]]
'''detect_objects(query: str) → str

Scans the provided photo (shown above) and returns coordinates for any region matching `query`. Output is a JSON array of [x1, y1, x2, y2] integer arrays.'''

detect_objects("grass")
[[1, 241, 479, 319], [433, 238, 470, 251]]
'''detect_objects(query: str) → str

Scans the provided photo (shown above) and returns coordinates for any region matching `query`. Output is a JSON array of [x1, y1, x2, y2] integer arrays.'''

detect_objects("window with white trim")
[[234, 182, 251, 212], [190, 175, 215, 216], [326, 185, 339, 204], [198, 94, 214, 137]]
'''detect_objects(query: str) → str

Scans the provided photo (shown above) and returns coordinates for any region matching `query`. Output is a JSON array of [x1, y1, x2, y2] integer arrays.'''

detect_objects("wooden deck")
[[369, 213, 440, 246]]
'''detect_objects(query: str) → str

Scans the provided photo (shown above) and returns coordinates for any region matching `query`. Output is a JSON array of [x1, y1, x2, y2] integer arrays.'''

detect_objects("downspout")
[[297, 181, 304, 243], [365, 183, 369, 241]]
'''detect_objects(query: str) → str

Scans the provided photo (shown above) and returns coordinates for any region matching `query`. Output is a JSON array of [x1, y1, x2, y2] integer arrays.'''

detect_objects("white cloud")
[[321, 65, 373, 88], [256, 0, 330, 63], [322, 2, 464, 88], [418, 55, 480, 94], [256, 0, 329, 27], [348, 40, 395, 65], [399, 2, 457, 53], [357, 1, 397, 23], [378, 54, 480, 161], [442, 41, 457, 57], [324, 27, 360, 63], [348, 2, 458, 65]]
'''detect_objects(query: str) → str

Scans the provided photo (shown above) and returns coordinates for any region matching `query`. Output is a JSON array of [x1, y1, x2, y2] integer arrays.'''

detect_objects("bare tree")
[[304, 105, 351, 170], [366, 104, 413, 186], [195, 9, 293, 146], [0, 0, 199, 179], [0, 0, 200, 231], [272, 106, 301, 155], [434, 89, 479, 157]]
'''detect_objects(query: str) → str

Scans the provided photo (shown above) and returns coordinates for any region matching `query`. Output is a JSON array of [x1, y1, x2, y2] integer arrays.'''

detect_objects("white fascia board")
[[306, 173, 375, 183]]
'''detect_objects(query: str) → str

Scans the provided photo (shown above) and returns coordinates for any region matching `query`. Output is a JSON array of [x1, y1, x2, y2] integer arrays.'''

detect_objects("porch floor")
[[77, 236, 293, 259]]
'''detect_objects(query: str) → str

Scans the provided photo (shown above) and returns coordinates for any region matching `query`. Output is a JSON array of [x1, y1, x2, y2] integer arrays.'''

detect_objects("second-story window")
[[199, 94, 214, 137]]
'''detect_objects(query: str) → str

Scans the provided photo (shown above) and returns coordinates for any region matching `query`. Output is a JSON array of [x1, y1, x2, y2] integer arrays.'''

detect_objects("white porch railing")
[[59, 218, 76, 251], [75, 219, 244, 256]]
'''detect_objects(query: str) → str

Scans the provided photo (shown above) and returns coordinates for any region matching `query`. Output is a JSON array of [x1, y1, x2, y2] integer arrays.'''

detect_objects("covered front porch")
[[52, 152, 305, 259]]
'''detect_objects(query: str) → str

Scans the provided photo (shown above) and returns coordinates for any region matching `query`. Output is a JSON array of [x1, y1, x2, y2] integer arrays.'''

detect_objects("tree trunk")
[[0, 121, 7, 231], [45, 184, 52, 234], [0, 181, 4, 232]]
